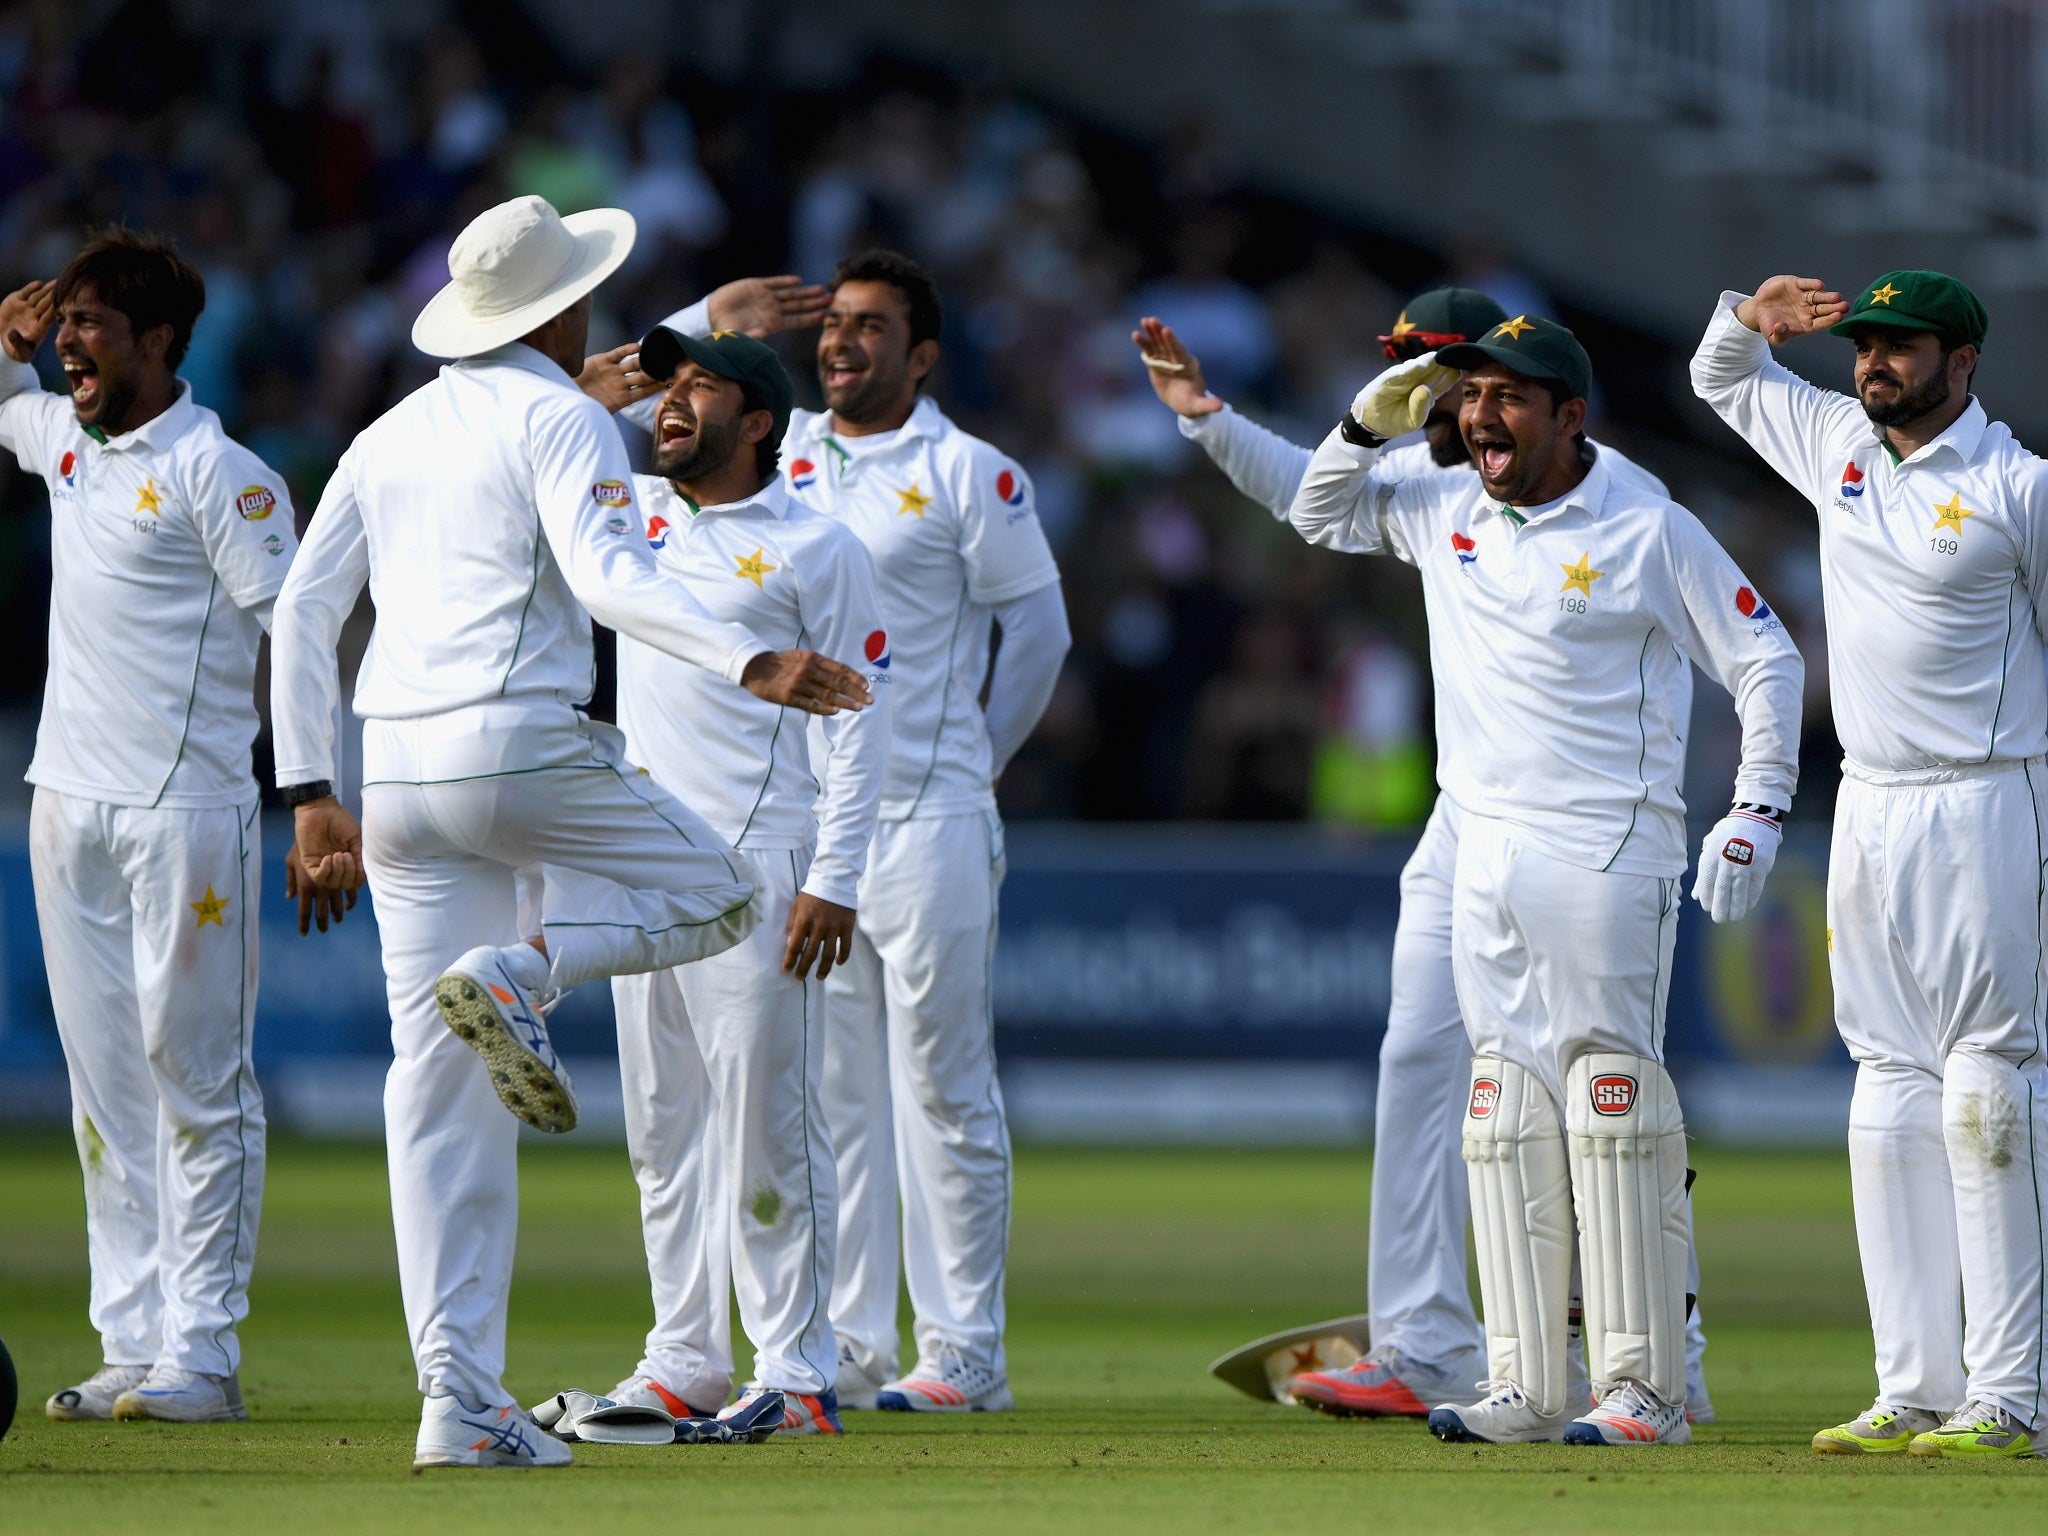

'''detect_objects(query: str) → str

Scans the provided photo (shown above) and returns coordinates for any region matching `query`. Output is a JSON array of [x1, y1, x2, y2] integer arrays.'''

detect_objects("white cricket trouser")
[[1831, 757, 2048, 1426], [1371, 797, 1484, 1368], [591, 845, 838, 1402], [1451, 814, 1679, 1089], [824, 810, 1009, 1378], [361, 700, 759, 1402], [31, 787, 265, 1378]]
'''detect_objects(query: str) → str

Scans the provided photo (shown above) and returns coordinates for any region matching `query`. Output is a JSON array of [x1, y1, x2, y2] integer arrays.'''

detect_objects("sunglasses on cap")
[[1379, 329, 1469, 361]]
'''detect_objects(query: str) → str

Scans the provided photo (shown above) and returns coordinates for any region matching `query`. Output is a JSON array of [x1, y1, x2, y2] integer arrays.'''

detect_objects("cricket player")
[[546, 326, 888, 1437], [270, 195, 871, 1470], [0, 234, 341, 1426], [621, 249, 1070, 1412], [1135, 294, 1715, 1425], [1291, 317, 1802, 1445], [1693, 271, 2048, 1460]]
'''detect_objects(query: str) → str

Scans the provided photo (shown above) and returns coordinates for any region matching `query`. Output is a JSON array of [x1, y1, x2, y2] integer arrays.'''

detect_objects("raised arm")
[[1135, 315, 1310, 519], [588, 274, 828, 424], [1688, 278, 1864, 500], [0, 281, 66, 468], [1287, 354, 1456, 556]]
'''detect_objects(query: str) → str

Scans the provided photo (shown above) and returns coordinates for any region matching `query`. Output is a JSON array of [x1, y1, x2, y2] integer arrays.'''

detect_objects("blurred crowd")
[[0, 0, 1840, 826]]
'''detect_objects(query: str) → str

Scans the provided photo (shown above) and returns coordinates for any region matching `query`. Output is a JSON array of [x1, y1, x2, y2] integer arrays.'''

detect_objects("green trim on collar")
[[84, 425, 108, 445], [1881, 436, 1902, 464], [1498, 504, 1527, 529], [677, 490, 701, 517]]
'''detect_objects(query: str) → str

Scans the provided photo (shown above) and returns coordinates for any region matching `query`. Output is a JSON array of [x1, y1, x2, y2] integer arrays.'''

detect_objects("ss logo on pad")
[[1590, 1075, 1637, 1116], [1468, 1078, 1501, 1118]]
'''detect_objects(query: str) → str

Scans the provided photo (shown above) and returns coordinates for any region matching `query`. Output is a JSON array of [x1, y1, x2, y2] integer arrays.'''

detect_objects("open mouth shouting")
[[61, 353, 100, 415], [656, 406, 699, 453], [1469, 431, 1516, 489], [821, 352, 867, 394]]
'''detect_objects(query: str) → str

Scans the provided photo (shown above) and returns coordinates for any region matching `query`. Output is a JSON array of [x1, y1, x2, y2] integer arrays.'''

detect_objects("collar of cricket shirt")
[[98, 377, 197, 456], [684, 475, 791, 522], [1870, 393, 1986, 469], [815, 393, 944, 467]]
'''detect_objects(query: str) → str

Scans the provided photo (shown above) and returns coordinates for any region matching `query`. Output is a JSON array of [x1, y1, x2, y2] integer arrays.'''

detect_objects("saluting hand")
[[707, 275, 831, 338], [741, 649, 873, 715], [575, 342, 663, 413], [1735, 276, 1849, 346], [1132, 316, 1221, 418], [0, 280, 54, 364]]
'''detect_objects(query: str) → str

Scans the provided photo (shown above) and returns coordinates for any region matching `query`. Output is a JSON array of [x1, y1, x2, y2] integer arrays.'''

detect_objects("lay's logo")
[[1469, 1077, 1500, 1119], [592, 479, 632, 508], [236, 484, 276, 521], [1590, 1074, 1637, 1116]]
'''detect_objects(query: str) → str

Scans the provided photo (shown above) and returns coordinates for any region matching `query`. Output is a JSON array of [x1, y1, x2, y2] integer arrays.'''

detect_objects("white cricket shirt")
[[272, 343, 766, 786], [1290, 434, 1802, 876], [0, 360, 297, 808], [1691, 293, 2048, 772], [618, 475, 889, 908], [780, 397, 1060, 820]]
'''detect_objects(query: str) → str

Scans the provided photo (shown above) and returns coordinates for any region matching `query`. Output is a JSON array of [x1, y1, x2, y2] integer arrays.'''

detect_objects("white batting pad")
[[1462, 1056, 1574, 1417], [1566, 1052, 1690, 1406]]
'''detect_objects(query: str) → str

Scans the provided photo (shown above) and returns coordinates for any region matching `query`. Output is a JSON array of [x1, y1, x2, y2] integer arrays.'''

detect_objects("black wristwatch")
[[281, 779, 334, 809], [1338, 414, 1387, 449]]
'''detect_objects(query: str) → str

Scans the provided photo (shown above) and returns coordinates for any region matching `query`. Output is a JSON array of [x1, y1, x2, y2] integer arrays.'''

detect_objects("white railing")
[[1377, 0, 2048, 230]]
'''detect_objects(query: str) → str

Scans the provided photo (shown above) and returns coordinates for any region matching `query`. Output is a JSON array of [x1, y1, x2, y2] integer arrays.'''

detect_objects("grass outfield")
[[1, 1137, 2042, 1532]]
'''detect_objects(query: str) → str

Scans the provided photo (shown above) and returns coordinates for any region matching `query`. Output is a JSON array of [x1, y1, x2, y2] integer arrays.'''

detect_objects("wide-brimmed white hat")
[[412, 195, 637, 359]]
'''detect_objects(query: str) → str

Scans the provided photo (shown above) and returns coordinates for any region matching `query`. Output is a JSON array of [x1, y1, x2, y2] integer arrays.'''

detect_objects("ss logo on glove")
[[1722, 838, 1754, 865]]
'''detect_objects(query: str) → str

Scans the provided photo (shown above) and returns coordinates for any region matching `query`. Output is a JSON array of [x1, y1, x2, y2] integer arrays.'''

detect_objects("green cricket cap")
[[1378, 287, 1510, 358], [638, 325, 795, 446], [1829, 270, 1987, 349], [1434, 313, 1593, 403]]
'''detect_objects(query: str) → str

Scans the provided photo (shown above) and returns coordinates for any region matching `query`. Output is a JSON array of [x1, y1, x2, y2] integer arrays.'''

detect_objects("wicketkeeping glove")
[[1349, 353, 1463, 441], [1692, 806, 1784, 923]]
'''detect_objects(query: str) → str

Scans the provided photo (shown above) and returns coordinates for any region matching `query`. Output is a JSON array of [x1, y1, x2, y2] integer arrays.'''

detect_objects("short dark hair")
[[829, 248, 943, 348], [52, 228, 206, 369], [740, 382, 782, 478]]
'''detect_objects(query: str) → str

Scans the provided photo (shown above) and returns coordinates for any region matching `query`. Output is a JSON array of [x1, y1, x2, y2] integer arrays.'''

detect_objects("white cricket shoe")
[[1563, 1380, 1693, 1445], [835, 1340, 890, 1411], [606, 1371, 722, 1420], [46, 1363, 149, 1421], [415, 1391, 572, 1469], [111, 1367, 246, 1423], [1427, 1381, 1572, 1444], [435, 944, 577, 1133], [876, 1344, 1013, 1413]]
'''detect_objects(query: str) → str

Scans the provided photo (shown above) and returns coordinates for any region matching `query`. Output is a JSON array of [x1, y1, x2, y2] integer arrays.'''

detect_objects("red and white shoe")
[[1562, 1381, 1692, 1445], [606, 1372, 722, 1420], [876, 1346, 1013, 1413], [1291, 1344, 1483, 1418]]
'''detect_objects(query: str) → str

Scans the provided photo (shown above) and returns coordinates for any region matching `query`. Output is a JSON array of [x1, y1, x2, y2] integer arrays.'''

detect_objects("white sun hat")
[[411, 194, 637, 359]]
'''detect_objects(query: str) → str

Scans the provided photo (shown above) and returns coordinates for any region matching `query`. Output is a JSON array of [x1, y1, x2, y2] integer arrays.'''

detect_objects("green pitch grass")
[[1, 1137, 2042, 1532]]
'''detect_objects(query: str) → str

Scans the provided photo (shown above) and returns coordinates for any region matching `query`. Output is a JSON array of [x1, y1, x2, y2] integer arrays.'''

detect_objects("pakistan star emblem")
[[1868, 282, 1901, 306], [734, 547, 779, 587], [189, 885, 229, 928], [1559, 552, 1606, 596], [896, 482, 933, 518], [1493, 315, 1535, 340], [135, 477, 162, 517], [1931, 493, 1976, 534]]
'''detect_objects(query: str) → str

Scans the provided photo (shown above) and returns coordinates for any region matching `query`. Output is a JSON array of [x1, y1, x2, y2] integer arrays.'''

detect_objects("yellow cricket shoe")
[[1812, 1401, 1944, 1454], [1906, 1400, 2038, 1459]]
